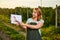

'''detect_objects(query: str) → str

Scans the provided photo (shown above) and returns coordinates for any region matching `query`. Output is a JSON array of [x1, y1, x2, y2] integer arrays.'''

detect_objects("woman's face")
[[32, 9, 38, 18]]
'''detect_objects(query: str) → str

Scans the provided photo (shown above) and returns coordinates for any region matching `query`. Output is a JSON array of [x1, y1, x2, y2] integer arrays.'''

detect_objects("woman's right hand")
[[13, 16, 19, 25], [14, 16, 17, 22], [13, 16, 27, 29]]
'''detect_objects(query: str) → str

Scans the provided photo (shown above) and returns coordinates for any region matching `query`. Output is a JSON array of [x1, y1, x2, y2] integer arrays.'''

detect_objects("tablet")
[[11, 14, 22, 24]]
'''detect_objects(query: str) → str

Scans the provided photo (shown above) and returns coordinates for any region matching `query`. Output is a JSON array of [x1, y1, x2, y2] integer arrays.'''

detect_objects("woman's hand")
[[14, 16, 19, 25], [14, 16, 18, 22], [13, 16, 27, 29], [17, 22, 27, 29]]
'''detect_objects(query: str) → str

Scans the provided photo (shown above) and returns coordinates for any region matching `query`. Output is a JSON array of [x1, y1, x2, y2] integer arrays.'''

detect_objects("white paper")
[[11, 14, 22, 24]]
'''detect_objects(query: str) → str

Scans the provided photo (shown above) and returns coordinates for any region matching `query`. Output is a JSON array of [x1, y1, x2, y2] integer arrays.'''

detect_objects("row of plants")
[[0, 22, 25, 40], [41, 26, 60, 40]]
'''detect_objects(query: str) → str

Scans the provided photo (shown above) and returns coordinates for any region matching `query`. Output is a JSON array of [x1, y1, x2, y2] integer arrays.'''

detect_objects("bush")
[[41, 26, 60, 40]]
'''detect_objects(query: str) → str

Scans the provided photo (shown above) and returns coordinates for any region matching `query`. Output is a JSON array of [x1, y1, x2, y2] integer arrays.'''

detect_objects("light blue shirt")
[[27, 18, 44, 35]]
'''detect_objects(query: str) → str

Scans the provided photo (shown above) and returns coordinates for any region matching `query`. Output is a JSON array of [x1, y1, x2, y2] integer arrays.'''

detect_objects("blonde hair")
[[33, 8, 42, 21]]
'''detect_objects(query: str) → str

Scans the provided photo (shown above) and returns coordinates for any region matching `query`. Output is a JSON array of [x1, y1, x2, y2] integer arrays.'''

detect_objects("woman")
[[14, 8, 44, 40]]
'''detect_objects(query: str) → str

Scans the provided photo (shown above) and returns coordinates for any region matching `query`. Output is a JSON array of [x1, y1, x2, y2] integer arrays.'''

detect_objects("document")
[[11, 14, 22, 24]]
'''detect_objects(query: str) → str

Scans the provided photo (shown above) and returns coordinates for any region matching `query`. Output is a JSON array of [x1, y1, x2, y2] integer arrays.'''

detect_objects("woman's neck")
[[32, 17, 37, 21]]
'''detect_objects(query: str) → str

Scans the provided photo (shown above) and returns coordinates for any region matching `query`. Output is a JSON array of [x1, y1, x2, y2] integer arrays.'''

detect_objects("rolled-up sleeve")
[[39, 19, 44, 23]]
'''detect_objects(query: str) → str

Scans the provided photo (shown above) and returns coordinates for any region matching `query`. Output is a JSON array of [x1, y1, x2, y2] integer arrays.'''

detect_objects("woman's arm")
[[16, 21, 27, 29], [26, 22, 44, 29], [15, 21, 44, 29], [20, 22, 27, 29], [14, 16, 27, 29], [14, 16, 44, 29]]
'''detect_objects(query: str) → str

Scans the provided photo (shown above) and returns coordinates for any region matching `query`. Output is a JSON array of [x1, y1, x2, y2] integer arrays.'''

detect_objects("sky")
[[0, 0, 60, 8]]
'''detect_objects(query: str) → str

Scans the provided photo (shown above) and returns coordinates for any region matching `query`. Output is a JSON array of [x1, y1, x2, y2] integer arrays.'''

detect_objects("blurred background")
[[0, 0, 60, 40]]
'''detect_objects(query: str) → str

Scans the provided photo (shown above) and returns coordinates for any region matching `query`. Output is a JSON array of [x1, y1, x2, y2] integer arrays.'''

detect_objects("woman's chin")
[[33, 16, 36, 18]]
